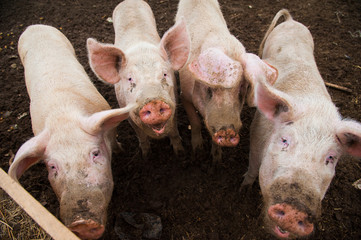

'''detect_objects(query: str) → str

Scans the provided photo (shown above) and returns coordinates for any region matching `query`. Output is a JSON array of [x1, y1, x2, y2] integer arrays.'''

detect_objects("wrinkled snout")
[[139, 100, 172, 135], [212, 128, 240, 147], [68, 219, 105, 240], [268, 203, 314, 239], [59, 185, 110, 240]]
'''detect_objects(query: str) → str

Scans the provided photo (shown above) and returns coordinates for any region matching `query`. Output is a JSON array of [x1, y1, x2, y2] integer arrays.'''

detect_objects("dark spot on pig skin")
[[130, 82, 136, 92], [274, 104, 289, 117], [343, 133, 360, 147], [207, 87, 213, 99], [161, 78, 169, 88], [115, 56, 123, 71], [77, 199, 90, 211], [72, 199, 97, 220]]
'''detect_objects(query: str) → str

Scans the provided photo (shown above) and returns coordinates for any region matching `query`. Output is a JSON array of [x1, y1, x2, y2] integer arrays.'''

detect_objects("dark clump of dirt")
[[1, 0, 361, 239]]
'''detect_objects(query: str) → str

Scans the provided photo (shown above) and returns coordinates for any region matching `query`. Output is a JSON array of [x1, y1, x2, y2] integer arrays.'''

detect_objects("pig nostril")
[[298, 221, 304, 227], [146, 110, 151, 116], [277, 210, 285, 216], [160, 108, 164, 114]]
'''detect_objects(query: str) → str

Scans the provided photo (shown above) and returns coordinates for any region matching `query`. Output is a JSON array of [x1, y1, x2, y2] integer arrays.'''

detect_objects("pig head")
[[87, 0, 190, 158], [241, 9, 361, 239], [176, 0, 277, 163], [8, 24, 136, 240]]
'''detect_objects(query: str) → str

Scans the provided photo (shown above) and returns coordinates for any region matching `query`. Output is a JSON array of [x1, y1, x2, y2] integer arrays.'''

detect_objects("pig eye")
[[92, 149, 100, 158], [325, 155, 335, 166], [46, 161, 58, 178], [163, 73, 167, 77], [281, 137, 289, 150], [49, 164, 57, 171], [128, 78, 132, 81], [91, 149, 104, 164]]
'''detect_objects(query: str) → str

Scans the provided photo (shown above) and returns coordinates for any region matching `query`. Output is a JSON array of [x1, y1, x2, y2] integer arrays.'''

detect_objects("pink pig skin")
[[9, 24, 135, 240], [175, 0, 278, 165], [87, 0, 190, 159], [241, 9, 361, 239]]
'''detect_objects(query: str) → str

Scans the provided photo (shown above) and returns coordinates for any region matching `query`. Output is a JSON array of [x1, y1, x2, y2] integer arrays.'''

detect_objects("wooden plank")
[[0, 168, 80, 240]]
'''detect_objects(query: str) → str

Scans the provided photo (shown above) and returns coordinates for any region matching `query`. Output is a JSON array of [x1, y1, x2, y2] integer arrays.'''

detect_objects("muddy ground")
[[1, 0, 361, 239]]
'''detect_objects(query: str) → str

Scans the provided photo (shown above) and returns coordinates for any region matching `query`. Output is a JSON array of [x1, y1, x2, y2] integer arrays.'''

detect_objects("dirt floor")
[[1, 0, 361, 239]]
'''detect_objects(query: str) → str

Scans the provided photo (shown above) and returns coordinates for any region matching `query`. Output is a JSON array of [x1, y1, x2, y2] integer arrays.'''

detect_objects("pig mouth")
[[273, 225, 291, 239], [68, 219, 105, 240], [147, 122, 167, 135]]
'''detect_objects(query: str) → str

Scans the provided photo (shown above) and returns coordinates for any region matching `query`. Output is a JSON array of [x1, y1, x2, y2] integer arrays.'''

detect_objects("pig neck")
[[269, 57, 331, 102], [31, 95, 108, 136], [28, 71, 110, 135]]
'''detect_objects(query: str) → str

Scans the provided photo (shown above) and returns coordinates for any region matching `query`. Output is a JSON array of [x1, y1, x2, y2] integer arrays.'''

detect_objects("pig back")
[[112, 0, 160, 49], [176, 0, 229, 56], [18, 25, 110, 133], [262, 20, 329, 99]]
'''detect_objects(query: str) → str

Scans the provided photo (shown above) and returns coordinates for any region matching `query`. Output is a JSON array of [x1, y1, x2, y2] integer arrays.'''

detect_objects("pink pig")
[[87, 0, 190, 159], [175, 0, 277, 164], [241, 9, 361, 239], [8, 24, 135, 240]]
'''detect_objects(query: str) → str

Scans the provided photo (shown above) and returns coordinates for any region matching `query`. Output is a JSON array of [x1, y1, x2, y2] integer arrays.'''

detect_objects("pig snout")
[[268, 203, 314, 239], [59, 185, 110, 240], [68, 219, 105, 240], [139, 100, 172, 135], [212, 128, 240, 147]]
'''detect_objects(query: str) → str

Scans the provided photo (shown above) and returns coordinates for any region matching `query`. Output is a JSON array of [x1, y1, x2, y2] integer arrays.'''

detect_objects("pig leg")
[[129, 119, 151, 159], [240, 151, 260, 192], [111, 132, 124, 153], [240, 113, 263, 191], [211, 142, 222, 164], [181, 95, 203, 153], [168, 118, 184, 156]]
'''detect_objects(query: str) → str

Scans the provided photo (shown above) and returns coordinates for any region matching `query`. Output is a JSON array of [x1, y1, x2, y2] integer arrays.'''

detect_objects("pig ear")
[[8, 130, 49, 181], [82, 103, 137, 135], [254, 80, 294, 122], [241, 53, 278, 106], [336, 120, 361, 157], [160, 18, 190, 70], [188, 48, 241, 88], [87, 38, 126, 84]]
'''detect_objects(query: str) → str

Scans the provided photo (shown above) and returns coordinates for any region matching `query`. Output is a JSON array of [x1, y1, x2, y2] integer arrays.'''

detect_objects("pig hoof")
[[191, 145, 203, 161], [207, 164, 217, 175], [239, 183, 253, 197], [174, 147, 185, 160], [141, 150, 151, 160]]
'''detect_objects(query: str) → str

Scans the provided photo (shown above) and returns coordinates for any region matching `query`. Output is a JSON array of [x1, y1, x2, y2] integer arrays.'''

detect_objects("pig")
[[175, 0, 278, 164], [241, 9, 361, 239], [87, 0, 190, 159], [8, 24, 136, 240]]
